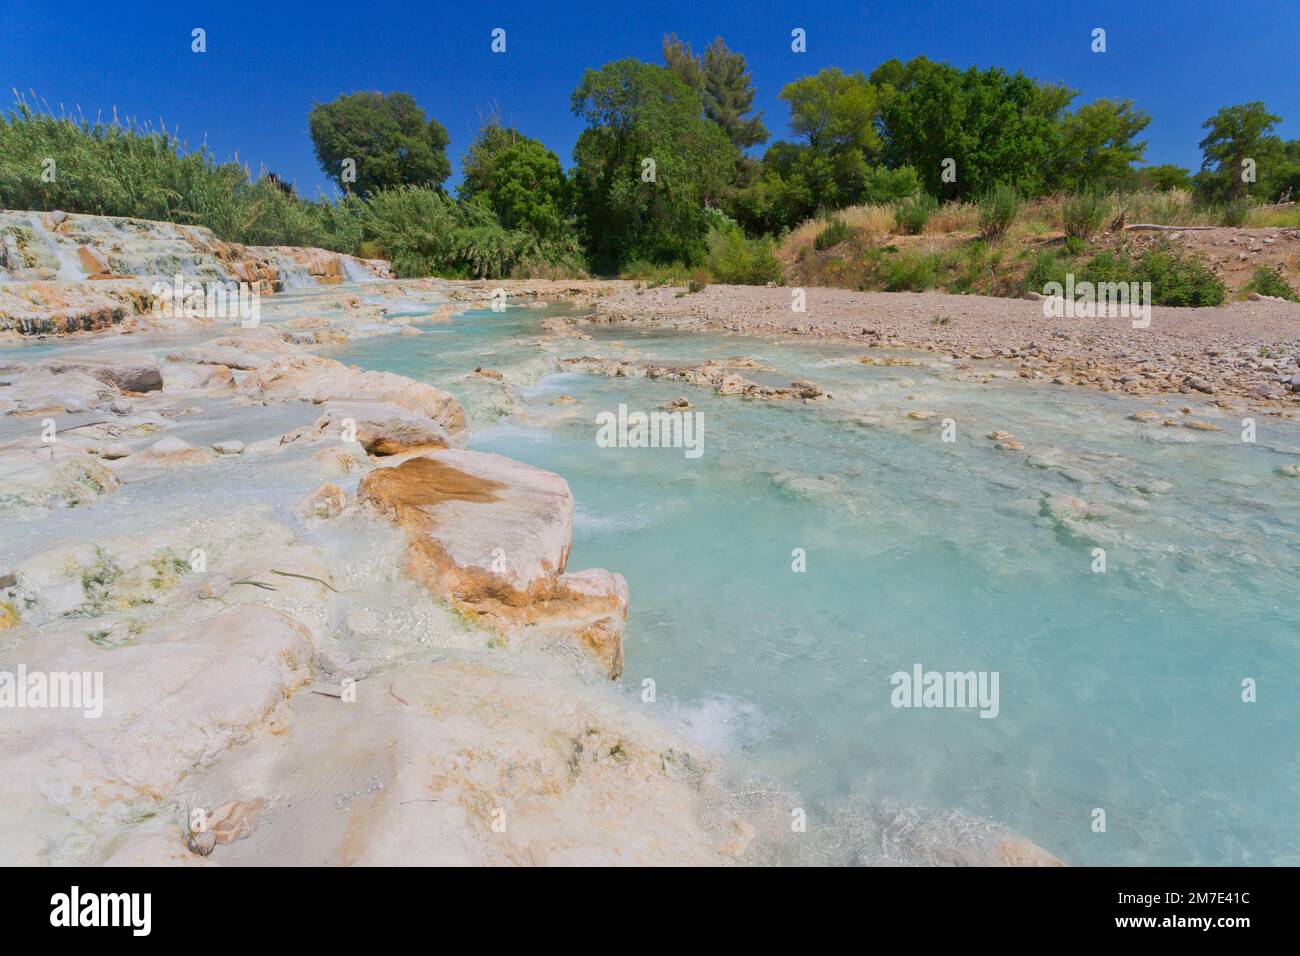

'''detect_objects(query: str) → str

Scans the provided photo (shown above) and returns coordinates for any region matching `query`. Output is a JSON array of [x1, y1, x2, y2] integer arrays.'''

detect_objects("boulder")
[[358, 450, 628, 677], [169, 660, 731, 866], [166, 346, 269, 371], [296, 482, 347, 521], [313, 400, 451, 456], [161, 362, 236, 393], [238, 356, 467, 445], [34, 353, 163, 392]]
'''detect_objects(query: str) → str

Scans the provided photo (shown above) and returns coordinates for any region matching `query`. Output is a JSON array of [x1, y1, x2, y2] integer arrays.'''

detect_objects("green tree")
[[308, 91, 451, 197], [662, 35, 767, 149], [1054, 98, 1150, 190], [459, 123, 571, 239], [780, 67, 880, 155], [702, 38, 768, 149], [1139, 164, 1193, 192], [1194, 102, 1281, 200], [750, 68, 884, 214], [570, 58, 734, 271], [662, 34, 705, 94], [871, 56, 1075, 200]]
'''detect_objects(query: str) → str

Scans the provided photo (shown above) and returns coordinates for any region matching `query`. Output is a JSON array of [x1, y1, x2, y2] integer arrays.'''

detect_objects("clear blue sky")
[[2, 0, 1296, 198]]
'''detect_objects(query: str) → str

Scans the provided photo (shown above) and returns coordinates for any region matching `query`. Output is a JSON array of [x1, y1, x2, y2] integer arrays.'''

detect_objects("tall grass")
[[0, 100, 353, 250], [0, 96, 585, 279]]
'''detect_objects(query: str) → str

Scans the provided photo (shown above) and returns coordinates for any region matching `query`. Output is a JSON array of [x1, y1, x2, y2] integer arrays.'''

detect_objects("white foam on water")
[[27, 213, 89, 280], [340, 256, 376, 283]]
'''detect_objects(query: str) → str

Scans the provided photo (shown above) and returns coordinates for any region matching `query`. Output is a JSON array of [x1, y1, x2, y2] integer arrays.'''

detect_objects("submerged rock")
[[134, 435, 213, 467], [296, 481, 347, 521]]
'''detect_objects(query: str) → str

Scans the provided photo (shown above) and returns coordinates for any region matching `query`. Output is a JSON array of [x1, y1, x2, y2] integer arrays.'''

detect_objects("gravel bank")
[[441, 279, 1300, 415]]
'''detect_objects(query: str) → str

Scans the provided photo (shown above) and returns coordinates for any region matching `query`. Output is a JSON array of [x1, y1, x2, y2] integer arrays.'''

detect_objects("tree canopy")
[[308, 91, 451, 197], [459, 124, 571, 239], [570, 58, 734, 271], [870, 56, 1075, 200]]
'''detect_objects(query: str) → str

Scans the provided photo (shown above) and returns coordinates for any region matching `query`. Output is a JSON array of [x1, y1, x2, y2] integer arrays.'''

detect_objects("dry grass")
[[927, 201, 980, 233]]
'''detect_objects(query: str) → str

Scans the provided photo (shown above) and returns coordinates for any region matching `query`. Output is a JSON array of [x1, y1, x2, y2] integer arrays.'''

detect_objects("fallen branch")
[[231, 578, 278, 591], [271, 569, 339, 592], [1123, 224, 1221, 232]]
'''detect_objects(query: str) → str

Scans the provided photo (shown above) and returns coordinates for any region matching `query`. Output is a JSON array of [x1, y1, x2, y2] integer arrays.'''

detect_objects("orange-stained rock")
[[358, 450, 629, 677], [313, 401, 451, 456], [296, 482, 347, 521]]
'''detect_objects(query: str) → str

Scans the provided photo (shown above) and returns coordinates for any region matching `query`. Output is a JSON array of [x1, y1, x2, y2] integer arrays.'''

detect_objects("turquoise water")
[[14, 293, 1291, 864], [330, 304, 1300, 866]]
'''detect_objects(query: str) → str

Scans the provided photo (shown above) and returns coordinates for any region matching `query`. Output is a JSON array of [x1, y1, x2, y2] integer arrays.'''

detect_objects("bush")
[[979, 184, 1020, 238], [1221, 199, 1251, 227], [620, 261, 693, 287], [1022, 241, 1224, 306], [894, 194, 937, 235], [1243, 265, 1300, 301], [884, 252, 939, 291], [704, 225, 783, 285], [687, 268, 712, 293], [364, 186, 569, 279], [863, 166, 922, 204], [1062, 190, 1111, 239], [813, 216, 857, 251], [1025, 249, 1069, 293], [1134, 245, 1225, 306]]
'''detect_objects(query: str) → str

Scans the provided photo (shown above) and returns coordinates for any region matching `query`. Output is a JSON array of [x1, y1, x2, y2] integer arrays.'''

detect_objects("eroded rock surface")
[[359, 450, 629, 677]]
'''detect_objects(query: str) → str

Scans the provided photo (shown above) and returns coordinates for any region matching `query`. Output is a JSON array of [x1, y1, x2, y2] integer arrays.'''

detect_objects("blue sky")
[[2, 0, 1296, 198]]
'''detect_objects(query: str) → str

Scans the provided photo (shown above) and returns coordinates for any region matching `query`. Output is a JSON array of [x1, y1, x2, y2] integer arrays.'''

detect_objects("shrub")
[[1242, 265, 1300, 301], [814, 216, 856, 251], [619, 259, 693, 287], [863, 166, 922, 204], [894, 194, 937, 235], [1022, 241, 1223, 306], [705, 225, 783, 284], [1025, 249, 1069, 293], [1221, 199, 1251, 227], [1134, 245, 1225, 306], [687, 268, 712, 293], [884, 252, 940, 291], [979, 184, 1020, 238], [1062, 191, 1111, 239], [364, 186, 559, 279]]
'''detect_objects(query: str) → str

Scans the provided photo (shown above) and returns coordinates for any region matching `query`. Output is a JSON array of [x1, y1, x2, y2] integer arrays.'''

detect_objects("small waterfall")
[[341, 256, 376, 283], [28, 213, 89, 280], [266, 251, 312, 290]]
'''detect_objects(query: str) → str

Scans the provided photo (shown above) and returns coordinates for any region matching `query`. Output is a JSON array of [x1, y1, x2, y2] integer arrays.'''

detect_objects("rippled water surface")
[[328, 301, 1300, 866], [10, 289, 1294, 865]]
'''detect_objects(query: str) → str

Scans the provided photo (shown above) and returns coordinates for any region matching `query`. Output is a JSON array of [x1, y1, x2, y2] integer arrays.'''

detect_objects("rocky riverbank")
[[0, 211, 1076, 866], [438, 278, 1300, 416]]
